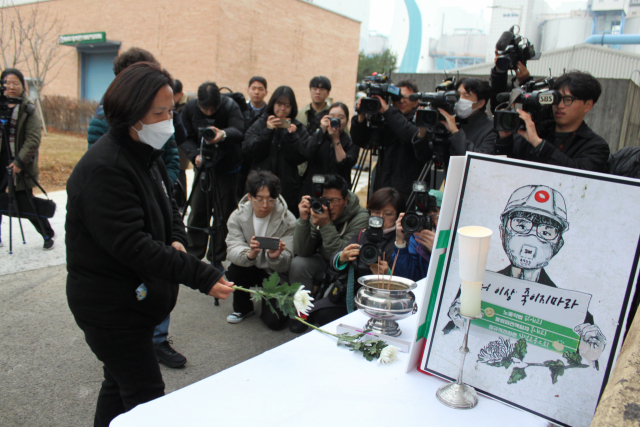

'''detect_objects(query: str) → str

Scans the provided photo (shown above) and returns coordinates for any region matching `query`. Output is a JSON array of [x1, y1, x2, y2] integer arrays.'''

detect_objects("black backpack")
[[220, 87, 248, 113]]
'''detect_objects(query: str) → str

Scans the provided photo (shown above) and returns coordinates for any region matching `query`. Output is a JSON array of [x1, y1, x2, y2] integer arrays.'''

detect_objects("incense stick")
[[388, 251, 399, 290]]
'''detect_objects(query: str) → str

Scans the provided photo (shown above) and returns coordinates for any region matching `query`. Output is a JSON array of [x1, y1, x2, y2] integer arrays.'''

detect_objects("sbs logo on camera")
[[538, 93, 555, 105]]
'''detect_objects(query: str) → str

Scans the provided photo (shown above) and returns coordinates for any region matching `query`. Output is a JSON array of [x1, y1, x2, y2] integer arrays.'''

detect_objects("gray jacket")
[[226, 194, 297, 274], [448, 109, 497, 155]]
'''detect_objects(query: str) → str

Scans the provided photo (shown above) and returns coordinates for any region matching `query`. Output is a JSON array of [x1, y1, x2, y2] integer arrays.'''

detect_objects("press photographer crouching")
[[65, 63, 233, 426], [493, 71, 610, 172], [180, 81, 244, 266], [393, 188, 443, 282], [0, 68, 54, 250], [301, 102, 359, 196], [307, 188, 406, 327], [290, 174, 369, 332], [351, 78, 423, 199], [427, 78, 497, 155], [225, 170, 296, 329]]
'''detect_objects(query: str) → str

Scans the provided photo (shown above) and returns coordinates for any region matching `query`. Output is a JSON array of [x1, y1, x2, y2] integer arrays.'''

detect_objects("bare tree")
[[20, 4, 70, 103], [0, 0, 30, 69]]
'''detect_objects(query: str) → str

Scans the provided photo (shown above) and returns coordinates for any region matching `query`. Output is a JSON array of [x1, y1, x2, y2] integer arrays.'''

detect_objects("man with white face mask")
[[419, 78, 497, 156]]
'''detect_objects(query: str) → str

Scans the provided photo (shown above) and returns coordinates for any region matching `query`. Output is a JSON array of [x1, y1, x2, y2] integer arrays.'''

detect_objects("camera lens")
[[310, 200, 322, 214], [360, 243, 379, 265], [500, 113, 520, 133], [330, 117, 340, 128], [402, 213, 422, 233]]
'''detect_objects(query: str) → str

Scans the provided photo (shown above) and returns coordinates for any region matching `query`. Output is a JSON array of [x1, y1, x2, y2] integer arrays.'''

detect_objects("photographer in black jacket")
[[414, 78, 497, 156], [350, 79, 422, 200], [493, 71, 610, 173], [180, 82, 244, 267]]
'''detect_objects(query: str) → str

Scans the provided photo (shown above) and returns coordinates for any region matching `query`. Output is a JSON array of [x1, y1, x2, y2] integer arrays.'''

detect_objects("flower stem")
[[295, 317, 340, 339], [230, 285, 254, 294]]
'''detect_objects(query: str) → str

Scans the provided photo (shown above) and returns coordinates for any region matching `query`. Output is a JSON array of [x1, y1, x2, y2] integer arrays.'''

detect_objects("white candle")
[[460, 280, 483, 317]]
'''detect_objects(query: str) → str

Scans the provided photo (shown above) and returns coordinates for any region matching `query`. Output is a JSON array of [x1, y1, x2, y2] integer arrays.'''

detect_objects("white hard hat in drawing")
[[501, 185, 569, 231]]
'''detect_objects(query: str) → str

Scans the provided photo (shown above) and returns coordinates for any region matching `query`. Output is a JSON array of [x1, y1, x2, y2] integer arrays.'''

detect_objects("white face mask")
[[454, 98, 478, 119], [132, 120, 174, 150]]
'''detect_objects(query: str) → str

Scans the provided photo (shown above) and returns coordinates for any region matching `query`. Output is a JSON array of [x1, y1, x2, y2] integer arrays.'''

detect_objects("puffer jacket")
[[226, 194, 296, 273], [609, 146, 640, 178], [293, 190, 369, 262]]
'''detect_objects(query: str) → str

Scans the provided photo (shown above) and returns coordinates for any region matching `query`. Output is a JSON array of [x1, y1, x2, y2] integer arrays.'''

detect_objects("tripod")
[[405, 153, 448, 210], [183, 142, 227, 306]]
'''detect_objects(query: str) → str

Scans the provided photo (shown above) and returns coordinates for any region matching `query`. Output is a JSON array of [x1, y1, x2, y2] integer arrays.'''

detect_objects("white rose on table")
[[378, 345, 400, 365], [293, 286, 314, 316]]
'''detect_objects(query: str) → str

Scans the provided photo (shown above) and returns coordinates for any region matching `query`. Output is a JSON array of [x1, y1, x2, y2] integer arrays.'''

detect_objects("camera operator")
[[243, 86, 310, 217], [301, 102, 359, 196], [393, 190, 442, 282], [351, 79, 422, 200], [180, 81, 244, 266], [289, 174, 368, 331], [297, 76, 332, 135], [307, 188, 405, 327], [0, 68, 54, 250], [415, 78, 497, 156], [225, 170, 296, 329], [493, 71, 610, 172]]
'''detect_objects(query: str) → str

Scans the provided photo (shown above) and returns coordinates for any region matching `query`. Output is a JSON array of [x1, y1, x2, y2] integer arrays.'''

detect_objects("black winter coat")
[[65, 130, 223, 329], [180, 97, 245, 174], [243, 117, 310, 216], [609, 146, 640, 178], [493, 120, 610, 173], [351, 106, 425, 199], [301, 130, 359, 196]]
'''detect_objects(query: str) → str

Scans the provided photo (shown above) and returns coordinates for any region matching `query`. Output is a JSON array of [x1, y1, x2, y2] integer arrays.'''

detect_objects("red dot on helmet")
[[535, 190, 550, 203]]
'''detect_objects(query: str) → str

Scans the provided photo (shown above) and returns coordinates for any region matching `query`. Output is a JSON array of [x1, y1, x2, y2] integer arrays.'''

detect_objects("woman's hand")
[[247, 236, 261, 260], [396, 213, 405, 245], [208, 276, 234, 299], [369, 258, 389, 275], [414, 229, 436, 252], [267, 240, 285, 259], [171, 241, 187, 253], [266, 115, 280, 130], [319, 115, 330, 133], [287, 123, 297, 134], [339, 243, 360, 263]]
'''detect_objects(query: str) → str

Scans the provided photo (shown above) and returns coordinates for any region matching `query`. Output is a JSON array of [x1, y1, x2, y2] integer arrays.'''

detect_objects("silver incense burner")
[[354, 275, 418, 337]]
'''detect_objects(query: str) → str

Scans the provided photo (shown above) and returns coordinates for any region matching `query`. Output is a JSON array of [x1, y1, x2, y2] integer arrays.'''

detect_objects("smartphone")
[[278, 118, 291, 129], [255, 236, 280, 250]]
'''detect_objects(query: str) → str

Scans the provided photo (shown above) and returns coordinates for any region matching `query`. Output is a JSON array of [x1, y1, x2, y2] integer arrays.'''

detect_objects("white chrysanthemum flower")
[[378, 345, 400, 365], [293, 286, 314, 316]]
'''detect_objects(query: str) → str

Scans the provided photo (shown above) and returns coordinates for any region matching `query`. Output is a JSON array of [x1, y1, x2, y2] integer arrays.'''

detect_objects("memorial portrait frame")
[[413, 153, 640, 427]]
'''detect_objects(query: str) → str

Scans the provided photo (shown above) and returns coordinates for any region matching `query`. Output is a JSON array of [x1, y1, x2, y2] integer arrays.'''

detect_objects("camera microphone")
[[496, 28, 515, 51], [409, 93, 421, 102], [496, 92, 512, 103]]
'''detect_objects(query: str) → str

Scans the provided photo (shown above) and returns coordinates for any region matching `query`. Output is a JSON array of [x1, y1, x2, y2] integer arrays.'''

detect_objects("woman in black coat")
[[243, 86, 310, 217], [65, 63, 233, 427], [301, 102, 360, 196]]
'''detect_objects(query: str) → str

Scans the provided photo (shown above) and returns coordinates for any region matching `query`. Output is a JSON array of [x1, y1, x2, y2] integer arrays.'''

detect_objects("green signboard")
[[59, 32, 106, 45]]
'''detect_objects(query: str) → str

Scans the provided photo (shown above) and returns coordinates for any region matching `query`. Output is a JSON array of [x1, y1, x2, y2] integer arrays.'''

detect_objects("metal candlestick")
[[436, 313, 483, 409]]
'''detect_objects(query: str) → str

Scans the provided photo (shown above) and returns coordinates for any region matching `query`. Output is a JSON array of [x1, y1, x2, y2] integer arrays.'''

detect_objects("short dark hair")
[[309, 76, 331, 91], [367, 187, 406, 215], [322, 174, 348, 198], [1, 68, 25, 88], [197, 81, 221, 109], [554, 71, 602, 104], [174, 79, 183, 94], [249, 76, 267, 90], [456, 78, 492, 103], [245, 170, 281, 198], [396, 79, 418, 93], [113, 47, 158, 76], [266, 86, 298, 119], [328, 102, 349, 119], [104, 62, 174, 137]]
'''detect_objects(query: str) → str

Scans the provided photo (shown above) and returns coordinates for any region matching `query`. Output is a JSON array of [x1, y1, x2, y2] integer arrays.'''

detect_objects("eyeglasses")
[[327, 197, 344, 206], [5, 82, 21, 88], [560, 95, 580, 106], [251, 197, 277, 206], [509, 217, 559, 240], [275, 102, 291, 109], [369, 210, 397, 218]]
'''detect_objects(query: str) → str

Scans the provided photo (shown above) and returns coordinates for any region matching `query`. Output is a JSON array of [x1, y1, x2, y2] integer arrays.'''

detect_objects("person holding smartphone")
[[243, 86, 310, 217], [225, 170, 296, 329]]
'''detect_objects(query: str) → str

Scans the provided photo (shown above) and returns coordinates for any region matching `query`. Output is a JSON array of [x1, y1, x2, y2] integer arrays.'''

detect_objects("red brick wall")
[[8, 0, 360, 108]]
